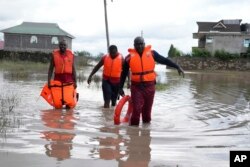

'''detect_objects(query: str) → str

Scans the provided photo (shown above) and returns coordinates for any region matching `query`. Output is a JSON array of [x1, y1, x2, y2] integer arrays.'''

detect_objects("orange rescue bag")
[[40, 80, 78, 109]]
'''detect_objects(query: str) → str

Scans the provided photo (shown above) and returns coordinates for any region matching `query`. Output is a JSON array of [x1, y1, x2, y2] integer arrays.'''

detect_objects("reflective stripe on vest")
[[103, 54, 122, 78], [53, 49, 73, 74], [129, 45, 156, 82]]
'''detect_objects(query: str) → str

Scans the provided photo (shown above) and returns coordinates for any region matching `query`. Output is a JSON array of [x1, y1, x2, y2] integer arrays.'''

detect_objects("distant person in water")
[[119, 36, 185, 126], [87, 45, 123, 108]]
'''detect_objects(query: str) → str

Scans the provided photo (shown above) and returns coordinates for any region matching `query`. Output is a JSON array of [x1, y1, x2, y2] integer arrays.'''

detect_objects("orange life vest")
[[128, 45, 156, 82], [53, 49, 74, 74], [103, 54, 122, 78], [40, 80, 78, 109]]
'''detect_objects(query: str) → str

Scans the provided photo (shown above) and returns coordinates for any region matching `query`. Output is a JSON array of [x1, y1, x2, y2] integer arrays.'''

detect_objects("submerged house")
[[193, 19, 250, 55], [0, 22, 74, 53]]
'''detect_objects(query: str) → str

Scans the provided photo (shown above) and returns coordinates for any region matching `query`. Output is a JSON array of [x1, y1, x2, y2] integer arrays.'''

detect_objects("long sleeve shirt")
[[119, 50, 180, 89]]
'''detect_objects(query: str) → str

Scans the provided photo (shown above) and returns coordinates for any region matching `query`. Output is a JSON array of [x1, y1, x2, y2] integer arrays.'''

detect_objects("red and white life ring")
[[114, 95, 133, 125]]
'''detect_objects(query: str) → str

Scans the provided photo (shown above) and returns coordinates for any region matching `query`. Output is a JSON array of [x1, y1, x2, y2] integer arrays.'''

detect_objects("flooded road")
[[0, 66, 250, 167]]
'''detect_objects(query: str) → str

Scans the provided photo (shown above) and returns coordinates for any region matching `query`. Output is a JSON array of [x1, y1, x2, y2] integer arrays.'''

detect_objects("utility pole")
[[104, 0, 113, 52]]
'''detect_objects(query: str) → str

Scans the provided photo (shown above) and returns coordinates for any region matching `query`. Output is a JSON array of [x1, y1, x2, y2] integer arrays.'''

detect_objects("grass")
[[0, 60, 49, 80], [77, 72, 86, 83], [0, 60, 92, 81], [0, 60, 49, 72], [0, 92, 21, 137], [156, 82, 170, 91], [92, 75, 102, 88], [0, 60, 170, 90], [155, 75, 170, 91]]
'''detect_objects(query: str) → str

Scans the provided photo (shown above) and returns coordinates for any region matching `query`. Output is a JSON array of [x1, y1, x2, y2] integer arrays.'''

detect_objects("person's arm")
[[47, 55, 54, 88], [87, 58, 104, 84], [119, 55, 130, 95], [127, 71, 131, 89], [72, 63, 77, 88], [153, 50, 185, 77], [153, 50, 179, 68]]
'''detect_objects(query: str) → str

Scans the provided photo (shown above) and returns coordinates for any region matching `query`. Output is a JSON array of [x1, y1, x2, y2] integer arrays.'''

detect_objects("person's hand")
[[119, 89, 125, 97], [177, 67, 185, 78], [87, 76, 92, 85], [74, 83, 77, 89], [48, 81, 51, 88], [127, 82, 131, 89]]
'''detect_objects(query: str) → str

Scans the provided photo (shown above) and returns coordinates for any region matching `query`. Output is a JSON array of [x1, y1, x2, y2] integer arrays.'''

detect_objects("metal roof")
[[197, 19, 242, 33], [0, 22, 74, 38]]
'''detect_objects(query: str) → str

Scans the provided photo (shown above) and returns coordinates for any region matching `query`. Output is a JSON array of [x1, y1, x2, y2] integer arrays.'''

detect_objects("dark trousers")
[[130, 83, 155, 125], [102, 79, 120, 106]]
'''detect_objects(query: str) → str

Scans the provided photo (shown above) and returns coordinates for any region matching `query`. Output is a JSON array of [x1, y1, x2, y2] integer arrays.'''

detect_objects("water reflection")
[[188, 72, 250, 132], [91, 108, 151, 167], [93, 127, 151, 167], [118, 127, 151, 167], [98, 127, 124, 160], [40, 109, 76, 161], [1, 69, 250, 166], [189, 72, 250, 105]]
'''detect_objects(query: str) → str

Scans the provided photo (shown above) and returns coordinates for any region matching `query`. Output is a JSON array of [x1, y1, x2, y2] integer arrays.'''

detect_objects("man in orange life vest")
[[119, 36, 185, 126], [87, 45, 123, 108], [47, 40, 77, 106]]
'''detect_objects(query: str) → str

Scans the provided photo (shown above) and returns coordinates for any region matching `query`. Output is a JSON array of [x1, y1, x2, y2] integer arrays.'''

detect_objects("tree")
[[168, 44, 181, 57], [74, 50, 92, 57]]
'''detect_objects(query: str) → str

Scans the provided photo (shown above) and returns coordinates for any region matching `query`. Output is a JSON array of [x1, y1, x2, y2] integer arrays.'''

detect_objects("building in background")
[[0, 40, 3, 50], [0, 22, 74, 53], [193, 19, 250, 55]]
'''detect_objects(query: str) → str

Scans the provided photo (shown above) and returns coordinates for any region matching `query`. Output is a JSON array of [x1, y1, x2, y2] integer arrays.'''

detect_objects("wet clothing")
[[54, 73, 74, 83], [102, 79, 120, 106], [103, 54, 122, 78], [101, 54, 123, 106], [53, 49, 75, 83], [130, 83, 155, 125], [129, 45, 156, 82], [102, 54, 122, 84], [120, 48, 180, 125]]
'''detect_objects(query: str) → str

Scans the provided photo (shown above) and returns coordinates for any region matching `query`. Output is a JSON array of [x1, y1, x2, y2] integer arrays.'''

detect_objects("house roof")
[[197, 19, 242, 33], [0, 22, 74, 38]]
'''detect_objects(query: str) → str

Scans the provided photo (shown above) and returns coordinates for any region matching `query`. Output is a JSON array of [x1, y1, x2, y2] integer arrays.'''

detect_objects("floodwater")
[[0, 66, 250, 167]]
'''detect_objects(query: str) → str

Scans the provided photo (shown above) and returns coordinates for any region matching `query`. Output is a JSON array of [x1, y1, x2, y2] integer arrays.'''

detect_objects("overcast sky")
[[1, 0, 250, 56]]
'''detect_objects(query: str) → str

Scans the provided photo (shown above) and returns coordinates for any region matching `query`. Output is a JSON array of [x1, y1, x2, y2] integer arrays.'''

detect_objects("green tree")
[[74, 50, 92, 57], [168, 44, 181, 57]]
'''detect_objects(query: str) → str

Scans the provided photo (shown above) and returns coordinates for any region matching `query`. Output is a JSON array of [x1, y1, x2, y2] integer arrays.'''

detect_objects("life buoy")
[[114, 95, 133, 125]]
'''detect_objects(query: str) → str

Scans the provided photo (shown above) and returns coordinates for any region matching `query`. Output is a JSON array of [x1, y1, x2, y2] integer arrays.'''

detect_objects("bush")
[[192, 48, 211, 58], [0, 50, 50, 63], [214, 50, 240, 61]]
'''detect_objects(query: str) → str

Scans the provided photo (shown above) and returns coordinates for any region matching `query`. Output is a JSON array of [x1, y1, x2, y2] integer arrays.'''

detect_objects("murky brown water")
[[0, 66, 250, 167]]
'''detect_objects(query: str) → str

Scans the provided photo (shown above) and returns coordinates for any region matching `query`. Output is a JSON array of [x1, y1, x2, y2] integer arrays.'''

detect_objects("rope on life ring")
[[114, 95, 133, 125]]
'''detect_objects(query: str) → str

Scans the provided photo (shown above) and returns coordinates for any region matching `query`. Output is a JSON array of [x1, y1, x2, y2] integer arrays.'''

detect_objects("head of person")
[[109, 45, 118, 59], [59, 40, 67, 53], [134, 36, 145, 55]]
